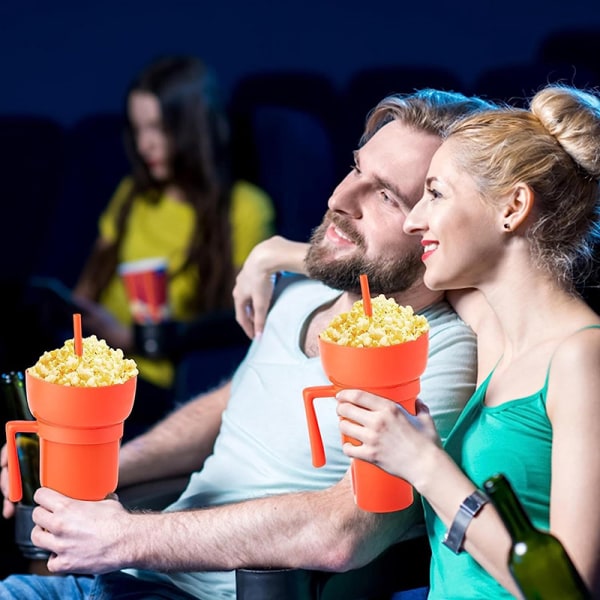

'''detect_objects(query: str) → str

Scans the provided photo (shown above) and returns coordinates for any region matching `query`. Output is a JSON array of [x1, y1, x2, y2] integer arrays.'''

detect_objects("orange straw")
[[359, 273, 372, 317], [73, 313, 83, 356]]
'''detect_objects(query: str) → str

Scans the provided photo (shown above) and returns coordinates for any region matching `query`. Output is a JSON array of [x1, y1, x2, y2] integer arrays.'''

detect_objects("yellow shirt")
[[98, 177, 274, 387]]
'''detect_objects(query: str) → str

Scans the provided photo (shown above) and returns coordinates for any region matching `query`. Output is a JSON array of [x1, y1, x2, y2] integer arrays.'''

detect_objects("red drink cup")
[[118, 257, 170, 324]]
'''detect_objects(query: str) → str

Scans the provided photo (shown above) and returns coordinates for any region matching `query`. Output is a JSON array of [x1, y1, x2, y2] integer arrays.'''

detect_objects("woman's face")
[[127, 91, 172, 181], [403, 138, 503, 291]]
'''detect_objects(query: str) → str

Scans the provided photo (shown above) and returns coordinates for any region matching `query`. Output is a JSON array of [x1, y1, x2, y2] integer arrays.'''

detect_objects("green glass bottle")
[[10, 370, 35, 420], [1, 372, 40, 504], [483, 473, 591, 600], [2, 371, 49, 560], [1, 371, 20, 422]]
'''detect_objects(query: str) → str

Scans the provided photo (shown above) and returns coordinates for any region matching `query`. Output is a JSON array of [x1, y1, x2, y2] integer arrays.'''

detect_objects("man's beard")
[[305, 213, 424, 295]]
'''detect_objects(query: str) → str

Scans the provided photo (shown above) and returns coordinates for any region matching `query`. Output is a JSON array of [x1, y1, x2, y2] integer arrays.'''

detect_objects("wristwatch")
[[442, 489, 489, 554]]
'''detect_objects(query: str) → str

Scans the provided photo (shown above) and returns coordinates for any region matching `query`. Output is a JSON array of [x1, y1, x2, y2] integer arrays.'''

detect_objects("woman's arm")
[[72, 237, 118, 301], [336, 392, 521, 596], [67, 236, 134, 351], [233, 235, 309, 338], [544, 328, 600, 595]]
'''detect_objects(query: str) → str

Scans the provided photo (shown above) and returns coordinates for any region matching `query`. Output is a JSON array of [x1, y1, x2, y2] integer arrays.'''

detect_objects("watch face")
[[464, 490, 487, 513], [464, 496, 480, 515]]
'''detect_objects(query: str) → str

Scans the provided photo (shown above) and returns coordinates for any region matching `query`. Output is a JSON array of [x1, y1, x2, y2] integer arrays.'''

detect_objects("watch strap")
[[442, 489, 489, 554]]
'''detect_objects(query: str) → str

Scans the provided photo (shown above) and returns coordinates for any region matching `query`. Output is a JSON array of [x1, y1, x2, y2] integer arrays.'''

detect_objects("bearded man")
[[0, 89, 489, 600]]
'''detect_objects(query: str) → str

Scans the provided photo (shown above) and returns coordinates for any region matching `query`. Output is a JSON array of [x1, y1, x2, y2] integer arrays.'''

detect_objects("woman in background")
[[72, 56, 274, 435]]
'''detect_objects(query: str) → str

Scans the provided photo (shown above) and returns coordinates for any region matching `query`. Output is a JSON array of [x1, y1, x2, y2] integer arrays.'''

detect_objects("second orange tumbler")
[[6, 370, 137, 502]]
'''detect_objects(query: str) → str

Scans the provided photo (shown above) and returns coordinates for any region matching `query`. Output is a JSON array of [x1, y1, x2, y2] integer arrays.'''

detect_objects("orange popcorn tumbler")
[[304, 290, 430, 513], [303, 322, 429, 513], [6, 372, 136, 501]]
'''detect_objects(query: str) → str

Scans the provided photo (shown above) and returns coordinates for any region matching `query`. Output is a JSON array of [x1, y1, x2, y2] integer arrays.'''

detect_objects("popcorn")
[[320, 295, 429, 348], [28, 335, 138, 386]]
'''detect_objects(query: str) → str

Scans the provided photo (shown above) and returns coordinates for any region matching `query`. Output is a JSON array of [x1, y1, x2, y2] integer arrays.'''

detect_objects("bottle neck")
[[2, 371, 34, 421], [484, 474, 536, 542], [1, 372, 16, 419], [11, 371, 34, 420]]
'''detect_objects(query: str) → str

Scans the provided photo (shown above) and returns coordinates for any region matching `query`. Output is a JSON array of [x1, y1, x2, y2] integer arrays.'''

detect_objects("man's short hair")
[[360, 88, 496, 146]]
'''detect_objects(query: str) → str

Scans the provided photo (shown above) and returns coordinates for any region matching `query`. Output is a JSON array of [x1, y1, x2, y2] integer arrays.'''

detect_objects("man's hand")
[[31, 487, 132, 574], [0, 444, 16, 519]]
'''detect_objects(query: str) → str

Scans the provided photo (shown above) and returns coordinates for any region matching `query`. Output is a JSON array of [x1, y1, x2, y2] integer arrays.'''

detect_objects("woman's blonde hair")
[[446, 85, 600, 289]]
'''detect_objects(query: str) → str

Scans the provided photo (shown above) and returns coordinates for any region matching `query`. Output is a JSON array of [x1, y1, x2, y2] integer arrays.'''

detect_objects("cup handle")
[[302, 385, 337, 468], [5, 420, 38, 503]]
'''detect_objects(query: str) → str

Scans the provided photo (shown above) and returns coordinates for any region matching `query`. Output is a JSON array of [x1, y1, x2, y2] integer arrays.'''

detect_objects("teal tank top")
[[425, 325, 600, 599]]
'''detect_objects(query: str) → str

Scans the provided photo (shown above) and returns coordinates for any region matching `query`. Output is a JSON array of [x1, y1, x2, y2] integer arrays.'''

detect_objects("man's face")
[[305, 121, 441, 295]]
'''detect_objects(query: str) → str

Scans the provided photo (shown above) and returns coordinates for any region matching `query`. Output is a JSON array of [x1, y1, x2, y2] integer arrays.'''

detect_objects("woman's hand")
[[71, 296, 134, 352], [233, 236, 309, 339], [336, 392, 441, 484]]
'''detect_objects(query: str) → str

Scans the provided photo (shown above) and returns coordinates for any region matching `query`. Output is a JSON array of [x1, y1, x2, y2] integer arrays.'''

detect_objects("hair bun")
[[531, 86, 600, 180]]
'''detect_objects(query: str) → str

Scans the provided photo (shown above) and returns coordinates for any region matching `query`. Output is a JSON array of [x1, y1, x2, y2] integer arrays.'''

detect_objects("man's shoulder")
[[422, 300, 475, 339], [272, 274, 338, 305]]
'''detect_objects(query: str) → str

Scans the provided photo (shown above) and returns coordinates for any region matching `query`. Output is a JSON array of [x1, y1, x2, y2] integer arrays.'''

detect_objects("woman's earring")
[[503, 223, 511, 230]]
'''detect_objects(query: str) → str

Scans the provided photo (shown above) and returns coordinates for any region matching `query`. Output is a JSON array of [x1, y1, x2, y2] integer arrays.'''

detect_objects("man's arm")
[[32, 471, 422, 575], [117, 381, 230, 487]]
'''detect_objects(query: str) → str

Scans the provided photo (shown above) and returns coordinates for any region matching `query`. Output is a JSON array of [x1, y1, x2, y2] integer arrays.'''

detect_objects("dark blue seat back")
[[251, 106, 336, 242], [0, 116, 66, 282], [228, 70, 341, 185], [536, 28, 600, 82], [471, 62, 600, 108], [35, 113, 129, 286], [0, 116, 66, 371]]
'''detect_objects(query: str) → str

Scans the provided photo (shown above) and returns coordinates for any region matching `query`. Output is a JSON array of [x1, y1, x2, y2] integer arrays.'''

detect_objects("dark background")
[[1, 0, 599, 124], [1, 0, 597, 293]]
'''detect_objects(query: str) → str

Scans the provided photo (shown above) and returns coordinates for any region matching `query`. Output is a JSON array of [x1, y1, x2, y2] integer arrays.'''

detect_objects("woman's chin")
[[424, 273, 448, 292], [150, 170, 169, 181]]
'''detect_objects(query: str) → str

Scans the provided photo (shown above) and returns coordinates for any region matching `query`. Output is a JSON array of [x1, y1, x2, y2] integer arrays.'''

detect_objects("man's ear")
[[501, 183, 535, 232]]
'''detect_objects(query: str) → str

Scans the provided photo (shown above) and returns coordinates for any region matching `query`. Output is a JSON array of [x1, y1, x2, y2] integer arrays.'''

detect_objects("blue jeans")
[[391, 587, 429, 599], [0, 572, 198, 599]]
